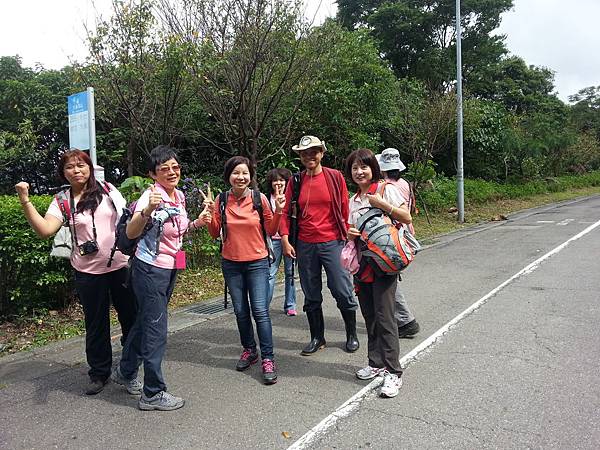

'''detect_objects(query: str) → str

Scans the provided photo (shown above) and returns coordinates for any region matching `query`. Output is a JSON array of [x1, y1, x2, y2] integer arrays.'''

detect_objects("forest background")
[[1, 0, 600, 348]]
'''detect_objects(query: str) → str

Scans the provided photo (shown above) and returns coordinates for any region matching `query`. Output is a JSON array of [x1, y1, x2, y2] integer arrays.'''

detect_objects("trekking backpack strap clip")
[[219, 191, 228, 243]]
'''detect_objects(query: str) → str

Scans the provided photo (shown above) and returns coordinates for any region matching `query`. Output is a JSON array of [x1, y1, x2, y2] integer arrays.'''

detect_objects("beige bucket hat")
[[292, 135, 327, 153]]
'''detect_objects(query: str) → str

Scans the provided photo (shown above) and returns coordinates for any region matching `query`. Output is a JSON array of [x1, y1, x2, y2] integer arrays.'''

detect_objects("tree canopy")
[[0, 0, 599, 195]]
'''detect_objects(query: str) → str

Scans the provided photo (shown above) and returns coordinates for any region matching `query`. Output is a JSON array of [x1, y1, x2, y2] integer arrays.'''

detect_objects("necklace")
[[301, 174, 314, 219]]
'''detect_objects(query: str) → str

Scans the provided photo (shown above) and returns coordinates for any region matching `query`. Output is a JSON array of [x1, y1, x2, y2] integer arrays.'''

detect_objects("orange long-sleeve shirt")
[[208, 190, 281, 262]]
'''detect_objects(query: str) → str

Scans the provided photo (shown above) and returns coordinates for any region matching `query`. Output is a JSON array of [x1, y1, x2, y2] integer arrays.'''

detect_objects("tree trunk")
[[127, 136, 135, 177]]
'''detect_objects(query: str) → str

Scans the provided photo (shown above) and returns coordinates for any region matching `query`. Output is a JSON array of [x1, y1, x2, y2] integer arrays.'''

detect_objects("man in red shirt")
[[280, 136, 359, 355]]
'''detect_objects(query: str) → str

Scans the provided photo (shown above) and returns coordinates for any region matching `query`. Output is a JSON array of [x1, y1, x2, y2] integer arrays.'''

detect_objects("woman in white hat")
[[376, 148, 421, 338]]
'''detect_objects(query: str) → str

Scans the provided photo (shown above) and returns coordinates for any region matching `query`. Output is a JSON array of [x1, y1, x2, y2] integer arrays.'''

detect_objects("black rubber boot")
[[301, 309, 326, 355], [341, 310, 360, 353], [398, 319, 420, 338]]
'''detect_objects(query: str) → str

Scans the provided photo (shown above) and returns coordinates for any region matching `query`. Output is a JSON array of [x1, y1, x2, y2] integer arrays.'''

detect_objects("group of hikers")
[[15, 135, 420, 411]]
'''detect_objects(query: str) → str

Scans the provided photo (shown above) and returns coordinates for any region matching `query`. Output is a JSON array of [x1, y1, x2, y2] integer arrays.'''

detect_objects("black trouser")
[[74, 267, 137, 382]]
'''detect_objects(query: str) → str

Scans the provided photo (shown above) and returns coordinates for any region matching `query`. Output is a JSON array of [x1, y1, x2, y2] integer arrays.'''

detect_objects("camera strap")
[[69, 191, 98, 248]]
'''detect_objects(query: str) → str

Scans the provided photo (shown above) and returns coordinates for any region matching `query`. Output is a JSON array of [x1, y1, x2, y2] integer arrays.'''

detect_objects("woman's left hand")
[[366, 193, 387, 210], [347, 227, 361, 240], [274, 193, 286, 213]]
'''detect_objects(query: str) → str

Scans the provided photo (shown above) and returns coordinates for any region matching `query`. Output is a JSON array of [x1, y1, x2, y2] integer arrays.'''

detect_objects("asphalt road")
[[1, 195, 599, 449]]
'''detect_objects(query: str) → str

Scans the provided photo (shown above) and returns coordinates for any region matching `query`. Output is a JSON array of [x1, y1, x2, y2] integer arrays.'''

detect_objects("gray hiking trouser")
[[394, 286, 415, 327]]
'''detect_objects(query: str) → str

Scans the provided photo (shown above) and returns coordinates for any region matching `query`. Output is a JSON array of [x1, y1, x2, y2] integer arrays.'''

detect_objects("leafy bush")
[[0, 195, 73, 317]]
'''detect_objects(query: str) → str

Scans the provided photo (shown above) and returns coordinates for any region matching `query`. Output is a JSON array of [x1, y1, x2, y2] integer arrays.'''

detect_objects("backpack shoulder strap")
[[219, 191, 228, 241], [99, 181, 111, 195], [252, 190, 269, 251], [98, 181, 120, 214], [369, 181, 381, 195], [292, 172, 302, 202], [55, 190, 71, 224]]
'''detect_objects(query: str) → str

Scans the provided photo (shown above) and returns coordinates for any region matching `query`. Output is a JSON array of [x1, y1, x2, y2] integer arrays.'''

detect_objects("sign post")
[[68, 88, 103, 180]]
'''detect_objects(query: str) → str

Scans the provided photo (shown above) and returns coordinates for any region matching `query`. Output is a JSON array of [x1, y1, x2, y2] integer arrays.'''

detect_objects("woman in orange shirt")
[[202, 156, 285, 384]]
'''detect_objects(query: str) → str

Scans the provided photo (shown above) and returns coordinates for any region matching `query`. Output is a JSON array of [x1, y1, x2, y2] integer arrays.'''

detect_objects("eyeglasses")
[[158, 164, 181, 174]]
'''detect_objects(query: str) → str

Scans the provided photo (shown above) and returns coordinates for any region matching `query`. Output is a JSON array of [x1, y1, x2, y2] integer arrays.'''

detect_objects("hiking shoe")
[[138, 391, 185, 411], [286, 309, 297, 316], [85, 378, 108, 396], [236, 348, 259, 371], [111, 366, 143, 395], [379, 371, 402, 398], [355, 365, 384, 380], [262, 359, 278, 385], [398, 319, 420, 338]]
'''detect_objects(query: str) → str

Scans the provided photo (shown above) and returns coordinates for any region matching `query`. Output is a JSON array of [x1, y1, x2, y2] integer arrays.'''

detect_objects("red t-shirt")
[[296, 171, 339, 243]]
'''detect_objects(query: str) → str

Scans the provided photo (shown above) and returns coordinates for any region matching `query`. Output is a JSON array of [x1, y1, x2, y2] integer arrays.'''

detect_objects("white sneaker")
[[379, 371, 402, 398], [138, 391, 185, 411], [355, 365, 384, 380]]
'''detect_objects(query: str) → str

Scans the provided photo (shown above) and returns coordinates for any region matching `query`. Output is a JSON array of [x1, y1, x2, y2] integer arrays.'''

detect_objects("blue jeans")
[[222, 257, 274, 360], [119, 258, 177, 397], [267, 239, 296, 311], [296, 239, 358, 313]]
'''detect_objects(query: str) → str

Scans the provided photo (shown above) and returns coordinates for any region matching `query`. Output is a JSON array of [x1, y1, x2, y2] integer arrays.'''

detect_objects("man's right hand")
[[282, 238, 296, 259]]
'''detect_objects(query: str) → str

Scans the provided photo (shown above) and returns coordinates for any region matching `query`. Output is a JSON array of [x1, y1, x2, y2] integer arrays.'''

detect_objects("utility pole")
[[456, 0, 465, 223]]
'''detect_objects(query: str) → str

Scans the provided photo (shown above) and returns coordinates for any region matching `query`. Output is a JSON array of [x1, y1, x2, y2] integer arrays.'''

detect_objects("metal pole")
[[455, 0, 465, 223], [87, 87, 97, 166], [87, 87, 104, 181]]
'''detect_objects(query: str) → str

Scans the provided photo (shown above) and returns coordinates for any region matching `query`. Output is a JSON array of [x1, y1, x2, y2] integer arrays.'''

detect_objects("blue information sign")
[[68, 91, 90, 150]]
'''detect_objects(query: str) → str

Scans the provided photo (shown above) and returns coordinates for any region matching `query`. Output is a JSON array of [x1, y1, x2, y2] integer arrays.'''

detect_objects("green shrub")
[[0, 195, 73, 317], [418, 171, 600, 212]]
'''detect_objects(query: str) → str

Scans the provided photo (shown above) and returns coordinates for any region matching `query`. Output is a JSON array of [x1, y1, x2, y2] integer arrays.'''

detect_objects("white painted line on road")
[[536, 220, 554, 223], [557, 218, 574, 226], [287, 218, 600, 450]]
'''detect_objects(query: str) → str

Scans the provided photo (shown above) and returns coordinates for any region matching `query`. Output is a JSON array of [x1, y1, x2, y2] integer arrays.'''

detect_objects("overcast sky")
[[1, 0, 598, 102]]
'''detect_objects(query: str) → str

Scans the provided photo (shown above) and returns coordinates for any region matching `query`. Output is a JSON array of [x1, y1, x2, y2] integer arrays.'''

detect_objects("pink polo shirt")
[[134, 183, 190, 269], [47, 187, 128, 274]]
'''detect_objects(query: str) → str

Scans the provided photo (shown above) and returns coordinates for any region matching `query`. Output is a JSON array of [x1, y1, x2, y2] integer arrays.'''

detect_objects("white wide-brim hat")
[[376, 148, 406, 172]]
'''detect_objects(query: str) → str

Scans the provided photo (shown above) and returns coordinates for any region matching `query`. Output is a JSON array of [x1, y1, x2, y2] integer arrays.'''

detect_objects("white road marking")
[[536, 220, 555, 223], [557, 218, 574, 226], [287, 218, 600, 450]]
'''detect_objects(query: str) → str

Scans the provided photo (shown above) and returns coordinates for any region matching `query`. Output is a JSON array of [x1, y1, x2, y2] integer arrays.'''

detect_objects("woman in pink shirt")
[[113, 145, 206, 411], [346, 148, 412, 399], [15, 149, 136, 396], [202, 156, 285, 385]]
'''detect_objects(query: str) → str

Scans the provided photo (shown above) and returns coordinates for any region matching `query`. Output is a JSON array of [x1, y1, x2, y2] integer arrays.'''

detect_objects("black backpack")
[[107, 198, 160, 267], [287, 172, 302, 248]]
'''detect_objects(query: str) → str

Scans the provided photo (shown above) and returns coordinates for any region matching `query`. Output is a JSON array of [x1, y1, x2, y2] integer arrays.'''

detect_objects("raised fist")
[[15, 182, 30, 201]]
